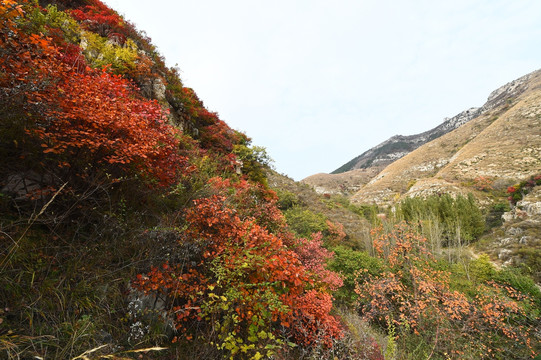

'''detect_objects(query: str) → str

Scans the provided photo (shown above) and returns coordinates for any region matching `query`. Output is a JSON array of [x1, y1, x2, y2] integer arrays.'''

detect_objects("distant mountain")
[[332, 107, 482, 174], [332, 72, 533, 175], [351, 69, 541, 204], [303, 70, 539, 200]]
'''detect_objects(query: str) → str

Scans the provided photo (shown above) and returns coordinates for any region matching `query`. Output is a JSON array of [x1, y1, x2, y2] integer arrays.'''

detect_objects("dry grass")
[[350, 70, 541, 205], [302, 167, 381, 196]]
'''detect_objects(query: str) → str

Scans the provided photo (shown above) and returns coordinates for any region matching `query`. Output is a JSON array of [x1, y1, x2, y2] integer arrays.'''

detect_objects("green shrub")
[[514, 247, 541, 284], [81, 31, 139, 74], [283, 206, 328, 238], [327, 246, 383, 304], [274, 189, 299, 211], [25, 4, 81, 44], [468, 254, 497, 282], [495, 267, 541, 308], [485, 202, 510, 229], [232, 143, 273, 185]]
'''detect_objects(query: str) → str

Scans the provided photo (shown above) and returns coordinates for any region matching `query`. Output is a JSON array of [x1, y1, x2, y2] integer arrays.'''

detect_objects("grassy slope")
[[350, 70, 541, 205]]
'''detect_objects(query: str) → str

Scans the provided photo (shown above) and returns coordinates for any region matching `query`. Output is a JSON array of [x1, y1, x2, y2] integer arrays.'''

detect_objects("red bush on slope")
[[133, 180, 344, 357], [1, 0, 185, 187]]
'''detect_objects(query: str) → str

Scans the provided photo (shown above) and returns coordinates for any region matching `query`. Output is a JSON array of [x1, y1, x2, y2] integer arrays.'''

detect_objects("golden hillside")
[[350, 70, 541, 204], [302, 167, 381, 196]]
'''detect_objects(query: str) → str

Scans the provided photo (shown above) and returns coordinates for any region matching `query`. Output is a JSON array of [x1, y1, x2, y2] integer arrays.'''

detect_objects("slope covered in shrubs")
[[1, 1, 540, 359], [0, 1, 357, 358]]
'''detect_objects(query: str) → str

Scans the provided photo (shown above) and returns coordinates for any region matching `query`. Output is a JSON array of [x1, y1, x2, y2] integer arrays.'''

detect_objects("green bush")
[[469, 254, 497, 282], [232, 143, 273, 185], [274, 189, 299, 211], [485, 202, 510, 229], [81, 31, 139, 74], [283, 206, 328, 238], [327, 246, 382, 304], [25, 4, 81, 44], [495, 267, 541, 308], [515, 247, 541, 284]]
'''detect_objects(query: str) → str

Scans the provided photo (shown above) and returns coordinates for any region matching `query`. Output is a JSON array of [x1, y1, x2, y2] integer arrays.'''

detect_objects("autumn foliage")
[[6, 1, 538, 359], [34, 69, 185, 186], [1, 0, 185, 187], [2, 1, 344, 358], [355, 223, 539, 359], [69, 0, 125, 37], [133, 179, 344, 357]]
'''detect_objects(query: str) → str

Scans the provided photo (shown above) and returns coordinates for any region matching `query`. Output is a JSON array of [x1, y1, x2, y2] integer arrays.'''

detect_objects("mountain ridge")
[[304, 70, 538, 198], [331, 70, 534, 175], [350, 69, 541, 205]]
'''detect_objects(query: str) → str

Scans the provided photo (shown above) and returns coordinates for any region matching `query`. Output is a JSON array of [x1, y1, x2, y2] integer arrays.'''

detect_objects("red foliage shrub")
[[134, 188, 343, 351], [474, 176, 494, 191], [35, 69, 185, 186], [179, 87, 247, 155], [290, 289, 342, 347], [69, 0, 124, 37], [1, 2, 186, 187], [326, 219, 347, 243], [208, 177, 287, 234], [355, 223, 538, 359], [294, 232, 343, 291]]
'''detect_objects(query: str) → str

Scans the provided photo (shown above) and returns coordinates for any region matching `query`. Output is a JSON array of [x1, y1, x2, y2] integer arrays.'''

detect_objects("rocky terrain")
[[479, 187, 541, 282], [331, 106, 483, 174], [304, 70, 541, 204]]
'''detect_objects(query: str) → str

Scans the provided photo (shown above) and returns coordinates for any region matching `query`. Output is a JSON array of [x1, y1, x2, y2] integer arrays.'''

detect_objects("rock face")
[[503, 188, 541, 221], [484, 187, 541, 280]]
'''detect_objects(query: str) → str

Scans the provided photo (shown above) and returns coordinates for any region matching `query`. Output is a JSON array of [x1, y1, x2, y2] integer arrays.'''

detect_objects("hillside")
[[302, 167, 380, 196], [333, 70, 532, 175], [0, 1, 359, 359], [266, 170, 372, 248], [351, 69, 541, 204], [304, 70, 540, 204], [1, 1, 540, 359], [331, 106, 483, 174]]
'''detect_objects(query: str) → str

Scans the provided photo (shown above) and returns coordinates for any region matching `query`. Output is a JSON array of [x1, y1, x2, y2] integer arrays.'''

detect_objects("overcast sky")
[[103, 0, 541, 180]]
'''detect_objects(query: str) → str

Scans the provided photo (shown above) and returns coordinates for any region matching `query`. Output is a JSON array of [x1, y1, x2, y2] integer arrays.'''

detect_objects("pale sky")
[[103, 0, 541, 180]]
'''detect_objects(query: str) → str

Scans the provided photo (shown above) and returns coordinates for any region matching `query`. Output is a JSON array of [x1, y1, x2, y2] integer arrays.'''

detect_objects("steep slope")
[[350, 69, 541, 204], [0, 2, 353, 359], [306, 71, 535, 196], [332, 107, 482, 174]]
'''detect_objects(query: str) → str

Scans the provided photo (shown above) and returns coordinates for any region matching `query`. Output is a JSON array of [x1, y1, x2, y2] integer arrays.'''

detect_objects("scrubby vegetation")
[[395, 194, 485, 250], [0, 1, 352, 358], [1, 1, 540, 359], [355, 223, 539, 359]]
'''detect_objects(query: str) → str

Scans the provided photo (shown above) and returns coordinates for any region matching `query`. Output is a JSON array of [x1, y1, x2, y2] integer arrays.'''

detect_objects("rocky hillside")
[[1, 2, 359, 358], [350, 70, 541, 204], [332, 107, 482, 174], [304, 70, 540, 203], [478, 185, 541, 283]]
